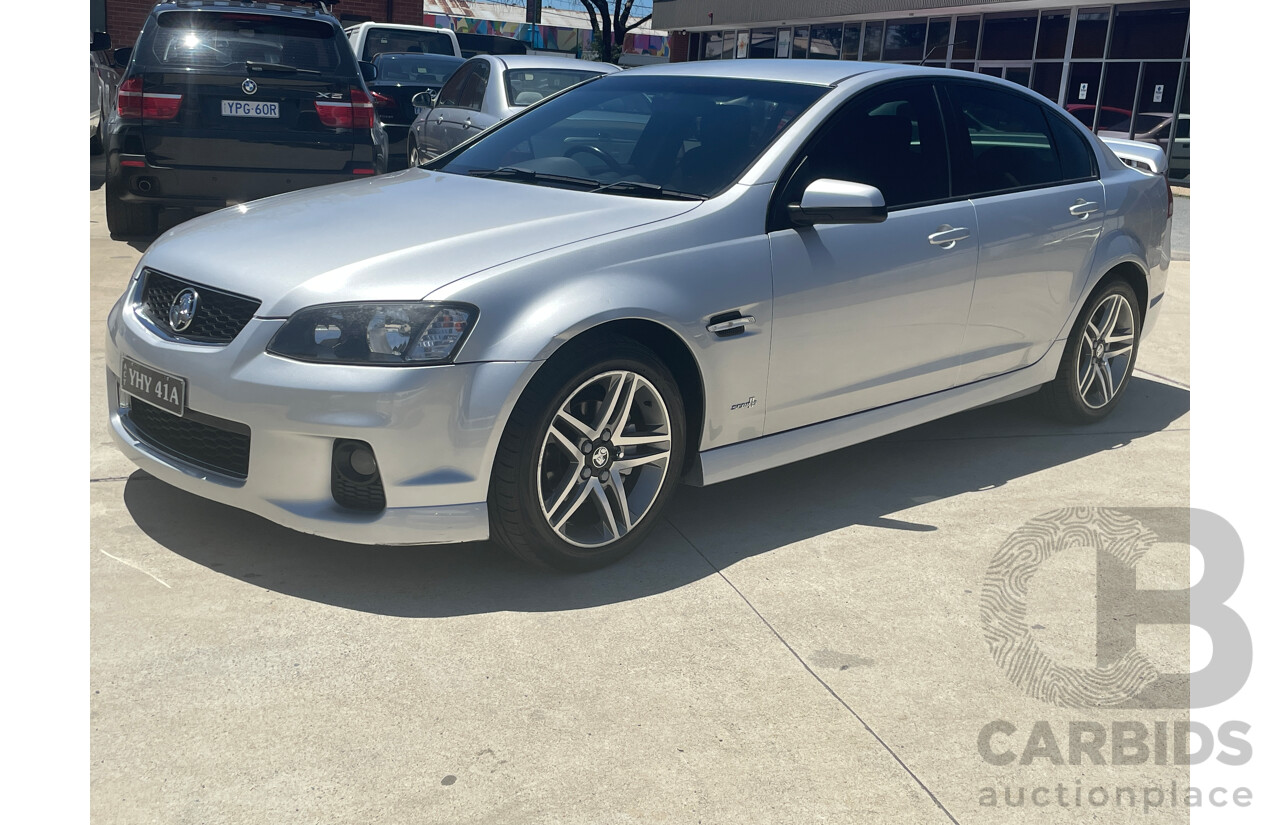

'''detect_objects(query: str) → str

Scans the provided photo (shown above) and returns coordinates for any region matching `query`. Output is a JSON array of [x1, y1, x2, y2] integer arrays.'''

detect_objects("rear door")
[[940, 80, 1105, 382], [136, 9, 357, 172]]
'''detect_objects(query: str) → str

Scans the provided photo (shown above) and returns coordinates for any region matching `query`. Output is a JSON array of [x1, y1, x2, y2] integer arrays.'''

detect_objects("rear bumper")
[[109, 161, 372, 209]]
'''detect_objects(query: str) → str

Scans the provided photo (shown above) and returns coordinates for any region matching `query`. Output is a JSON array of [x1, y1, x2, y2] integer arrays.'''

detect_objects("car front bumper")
[[104, 290, 533, 546]]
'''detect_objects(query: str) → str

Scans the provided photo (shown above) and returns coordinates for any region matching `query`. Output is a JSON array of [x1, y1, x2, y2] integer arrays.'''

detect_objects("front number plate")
[[121, 357, 187, 417], [221, 100, 279, 118]]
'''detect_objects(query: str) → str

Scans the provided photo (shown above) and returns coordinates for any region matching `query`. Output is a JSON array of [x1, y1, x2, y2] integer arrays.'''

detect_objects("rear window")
[[361, 28, 454, 60], [504, 69, 602, 107], [371, 53, 463, 84], [149, 11, 342, 71]]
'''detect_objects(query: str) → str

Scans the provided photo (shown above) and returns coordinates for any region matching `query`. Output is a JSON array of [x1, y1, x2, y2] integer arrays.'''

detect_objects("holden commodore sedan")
[[105, 61, 1172, 571]]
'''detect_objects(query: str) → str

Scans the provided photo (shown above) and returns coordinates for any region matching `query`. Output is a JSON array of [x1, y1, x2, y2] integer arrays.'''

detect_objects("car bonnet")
[[138, 169, 702, 318]]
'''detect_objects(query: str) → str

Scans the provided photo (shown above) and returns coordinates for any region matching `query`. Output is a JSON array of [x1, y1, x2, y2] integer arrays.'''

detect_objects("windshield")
[[434, 74, 827, 199], [504, 69, 603, 107], [149, 11, 341, 70], [361, 27, 454, 60], [372, 53, 463, 84]]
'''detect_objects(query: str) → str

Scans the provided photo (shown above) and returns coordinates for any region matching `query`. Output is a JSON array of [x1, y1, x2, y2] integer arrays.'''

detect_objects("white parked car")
[[408, 54, 619, 165], [344, 21, 460, 61]]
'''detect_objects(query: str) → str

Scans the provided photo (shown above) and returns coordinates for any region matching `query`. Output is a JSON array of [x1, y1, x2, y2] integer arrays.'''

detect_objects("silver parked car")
[[105, 61, 1172, 570], [407, 54, 619, 165]]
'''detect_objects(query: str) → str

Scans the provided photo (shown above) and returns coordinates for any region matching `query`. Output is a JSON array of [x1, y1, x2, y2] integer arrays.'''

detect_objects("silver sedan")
[[105, 61, 1172, 570], [406, 53, 619, 166]]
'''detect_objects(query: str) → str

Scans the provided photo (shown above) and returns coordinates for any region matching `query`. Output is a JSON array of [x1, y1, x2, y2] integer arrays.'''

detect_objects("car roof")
[[153, 1, 334, 20], [349, 21, 454, 34], [622, 59, 892, 86], [490, 55, 621, 73]]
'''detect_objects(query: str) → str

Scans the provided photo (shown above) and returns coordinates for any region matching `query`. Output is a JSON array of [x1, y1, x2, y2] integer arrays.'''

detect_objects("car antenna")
[[920, 40, 967, 65]]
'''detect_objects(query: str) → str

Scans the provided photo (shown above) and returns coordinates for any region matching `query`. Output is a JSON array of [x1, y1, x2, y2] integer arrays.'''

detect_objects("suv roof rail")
[[167, 1, 340, 16]]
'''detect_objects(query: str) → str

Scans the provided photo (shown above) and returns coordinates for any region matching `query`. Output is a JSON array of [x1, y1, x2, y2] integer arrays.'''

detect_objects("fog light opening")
[[332, 439, 387, 513]]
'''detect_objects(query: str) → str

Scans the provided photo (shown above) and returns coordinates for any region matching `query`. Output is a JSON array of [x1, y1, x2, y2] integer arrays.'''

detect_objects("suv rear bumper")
[[109, 159, 374, 209]]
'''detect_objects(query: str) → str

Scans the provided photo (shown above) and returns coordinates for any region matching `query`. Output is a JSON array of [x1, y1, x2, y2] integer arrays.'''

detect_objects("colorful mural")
[[424, 13, 668, 59]]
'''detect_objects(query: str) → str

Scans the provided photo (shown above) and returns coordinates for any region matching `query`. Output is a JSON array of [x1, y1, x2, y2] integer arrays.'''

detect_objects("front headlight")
[[267, 302, 476, 365]]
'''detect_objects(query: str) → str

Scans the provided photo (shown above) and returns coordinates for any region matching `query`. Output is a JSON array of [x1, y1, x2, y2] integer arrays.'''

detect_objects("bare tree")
[[577, 1, 652, 65]]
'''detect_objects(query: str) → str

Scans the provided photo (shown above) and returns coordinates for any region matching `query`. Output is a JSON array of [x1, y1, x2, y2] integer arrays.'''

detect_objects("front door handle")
[[463, 118, 472, 129], [928, 225, 971, 249], [435, 114, 444, 124], [1069, 199, 1100, 218]]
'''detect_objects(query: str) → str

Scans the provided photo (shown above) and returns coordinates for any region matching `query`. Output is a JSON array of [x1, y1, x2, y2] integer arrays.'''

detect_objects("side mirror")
[[112, 46, 133, 69], [359, 61, 378, 82], [411, 90, 436, 111], [91, 31, 111, 52], [788, 179, 888, 226]]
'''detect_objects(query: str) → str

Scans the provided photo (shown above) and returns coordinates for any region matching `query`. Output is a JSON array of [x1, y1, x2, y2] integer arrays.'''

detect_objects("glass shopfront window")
[[791, 27, 809, 60], [952, 17, 980, 60], [1109, 1, 1188, 59], [862, 21, 884, 61], [925, 18, 951, 63], [1032, 63, 1064, 102], [979, 13, 1037, 61], [883, 19, 926, 62], [809, 23, 843, 60], [840, 23, 861, 60], [749, 28, 774, 59], [1036, 10, 1071, 60], [1072, 7, 1111, 59]]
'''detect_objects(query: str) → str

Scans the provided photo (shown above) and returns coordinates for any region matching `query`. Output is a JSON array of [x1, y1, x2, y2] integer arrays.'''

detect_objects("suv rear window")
[[360, 28, 454, 60], [148, 11, 342, 71]]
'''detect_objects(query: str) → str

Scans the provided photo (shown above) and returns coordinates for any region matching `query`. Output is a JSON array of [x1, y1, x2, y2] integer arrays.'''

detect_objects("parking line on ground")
[[97, 548, 171, 589]]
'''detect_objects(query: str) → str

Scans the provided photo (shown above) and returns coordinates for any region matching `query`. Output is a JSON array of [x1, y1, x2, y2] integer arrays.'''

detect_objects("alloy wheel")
[[1076, 293, 1136, 409], [536, 370, 672, 549]]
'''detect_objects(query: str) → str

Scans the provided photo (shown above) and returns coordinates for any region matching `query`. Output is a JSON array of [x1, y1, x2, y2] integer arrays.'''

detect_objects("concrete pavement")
[[91, 176, 1191, 823]]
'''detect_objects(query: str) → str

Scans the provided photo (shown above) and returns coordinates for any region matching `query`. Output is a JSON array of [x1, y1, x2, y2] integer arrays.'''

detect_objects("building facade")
[[654, 0, 1190, 180]]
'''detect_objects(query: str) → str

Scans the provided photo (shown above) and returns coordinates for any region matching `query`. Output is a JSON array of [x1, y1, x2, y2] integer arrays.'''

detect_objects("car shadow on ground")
[[119, 377, 1188, 617]]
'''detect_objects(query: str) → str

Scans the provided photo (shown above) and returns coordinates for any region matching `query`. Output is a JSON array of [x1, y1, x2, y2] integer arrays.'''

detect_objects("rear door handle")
[[1069, 199, 1100, 218], [928, 226, 970, 249], [463, 118, 472, 129]]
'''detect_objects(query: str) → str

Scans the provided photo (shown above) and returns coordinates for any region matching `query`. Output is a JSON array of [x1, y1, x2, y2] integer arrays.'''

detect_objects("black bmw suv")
[[105, 1, 387, 238]]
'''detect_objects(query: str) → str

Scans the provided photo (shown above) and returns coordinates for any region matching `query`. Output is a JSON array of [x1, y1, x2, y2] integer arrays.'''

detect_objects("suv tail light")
[[314, 88, 376, 129], [117, 76, 183, 120], [351, 88, 375, 128]]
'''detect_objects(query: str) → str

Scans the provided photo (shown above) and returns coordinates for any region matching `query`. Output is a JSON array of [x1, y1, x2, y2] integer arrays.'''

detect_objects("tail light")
[[370, 91, 396, 110], [117, 76, 182, 120], [351, 88, 376, 128], [1165, 173, 1174, 219], [314, 87, 376, 129]]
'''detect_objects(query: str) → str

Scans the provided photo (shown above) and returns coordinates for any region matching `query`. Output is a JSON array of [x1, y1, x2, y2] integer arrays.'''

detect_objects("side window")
[[434, 63, 472, 108], [788, 81, 950, 211], [948, 83, 1063, 195], [456, 61, 490, 110], [1044, 109, 1097, 182]]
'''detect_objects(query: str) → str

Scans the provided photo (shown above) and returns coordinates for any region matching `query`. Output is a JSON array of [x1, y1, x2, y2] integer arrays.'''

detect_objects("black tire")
[[407, 136, 420, 168], [105, 178, 158, 239], [489, 336, 686, 572], [1040, 279, 1142, 424]]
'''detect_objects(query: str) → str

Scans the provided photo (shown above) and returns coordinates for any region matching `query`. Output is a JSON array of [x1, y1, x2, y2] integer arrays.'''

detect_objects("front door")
[[765, 80, 978, 434]]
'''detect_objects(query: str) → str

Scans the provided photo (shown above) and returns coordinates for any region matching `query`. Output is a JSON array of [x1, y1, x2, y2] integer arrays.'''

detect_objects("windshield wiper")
[[467, 166, 599, 189], [590, 180, 707, 201], [245, 61, 320, 75]]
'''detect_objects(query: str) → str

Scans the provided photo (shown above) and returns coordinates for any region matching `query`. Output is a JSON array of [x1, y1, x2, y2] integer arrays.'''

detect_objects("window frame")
[[937, 78, 1100, 200], [767, 78, 955, 233]]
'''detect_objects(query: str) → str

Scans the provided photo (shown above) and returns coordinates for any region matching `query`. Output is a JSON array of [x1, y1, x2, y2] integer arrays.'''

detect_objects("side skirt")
[[687, 338, 1066, 487]]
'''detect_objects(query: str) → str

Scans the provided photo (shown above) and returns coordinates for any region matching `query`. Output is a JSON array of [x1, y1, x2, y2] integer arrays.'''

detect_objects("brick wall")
[[104, 1, 424, 51]]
